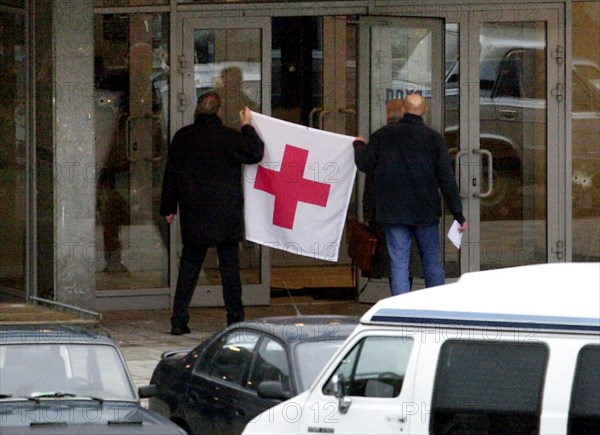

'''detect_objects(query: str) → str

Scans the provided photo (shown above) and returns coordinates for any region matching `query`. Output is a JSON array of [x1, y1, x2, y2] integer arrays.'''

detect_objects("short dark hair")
[[195, 91, 221, 116]]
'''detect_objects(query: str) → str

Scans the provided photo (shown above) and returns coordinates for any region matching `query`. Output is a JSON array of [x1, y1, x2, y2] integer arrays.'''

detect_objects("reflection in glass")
[[191, 28, 262, 285], [572, 3, 600, 262], [478, 22, 547, 270], [94, 13, 170, 290], [0, 11, 26, 292], [369, 26, 433, 130]]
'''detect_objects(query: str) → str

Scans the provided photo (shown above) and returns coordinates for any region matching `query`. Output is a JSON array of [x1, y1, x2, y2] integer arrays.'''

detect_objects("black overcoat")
[[354, 114, 465, 226], [160, 114, 264, 245]]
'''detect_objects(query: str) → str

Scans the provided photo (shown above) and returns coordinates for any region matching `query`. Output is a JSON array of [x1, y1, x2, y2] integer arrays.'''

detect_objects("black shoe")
[[170, 325, 191, 335]]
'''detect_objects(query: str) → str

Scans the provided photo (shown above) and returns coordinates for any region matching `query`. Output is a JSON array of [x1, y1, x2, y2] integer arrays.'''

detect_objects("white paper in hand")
[[447, 220, 463, 249]]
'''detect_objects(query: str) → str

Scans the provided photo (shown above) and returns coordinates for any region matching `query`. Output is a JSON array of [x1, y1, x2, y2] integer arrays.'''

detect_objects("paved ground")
[[98, 294, 373, 396]]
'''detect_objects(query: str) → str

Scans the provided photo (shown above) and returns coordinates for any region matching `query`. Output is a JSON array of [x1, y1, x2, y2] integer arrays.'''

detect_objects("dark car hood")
[[0, 400, 183, 434]]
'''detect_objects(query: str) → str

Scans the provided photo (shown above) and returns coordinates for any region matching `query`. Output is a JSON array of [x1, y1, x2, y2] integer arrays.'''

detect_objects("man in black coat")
[[160, 91, 264, 334], [354, 93, 467, 296]]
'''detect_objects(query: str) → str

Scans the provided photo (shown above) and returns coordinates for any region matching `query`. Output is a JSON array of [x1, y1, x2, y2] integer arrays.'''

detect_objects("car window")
[[0, 344, 135, 400], [568, 345, 600, 434], [430, 340, 548, 435], [204, 330, 260, 386], [322, 336, 414, 398], [246, 337, 291, 393], [295, 341, 344, 391]]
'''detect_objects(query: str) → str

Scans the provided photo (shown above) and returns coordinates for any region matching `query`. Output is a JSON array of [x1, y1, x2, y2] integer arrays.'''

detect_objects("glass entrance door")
[[461, 10, 561, 271], [179, 16, 271, 305], [357, 17, 446, 299]]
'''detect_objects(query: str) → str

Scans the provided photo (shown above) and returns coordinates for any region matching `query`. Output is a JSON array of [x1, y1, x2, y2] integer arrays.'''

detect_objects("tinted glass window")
[[323, 336, 414, 398], [246, 337, 290, 393], [431, 340, 548, 435], [203, 330, 260, 385], [568, 345, 600, 434]]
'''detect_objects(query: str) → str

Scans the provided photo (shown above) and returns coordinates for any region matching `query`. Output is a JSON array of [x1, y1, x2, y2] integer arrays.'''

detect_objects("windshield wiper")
[[108, 419, 143, 425], [29, 392, 104, 404]]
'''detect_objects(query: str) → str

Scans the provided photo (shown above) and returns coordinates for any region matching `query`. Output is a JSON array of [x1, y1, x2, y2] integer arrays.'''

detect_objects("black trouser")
[[171, 242, 244, 328]]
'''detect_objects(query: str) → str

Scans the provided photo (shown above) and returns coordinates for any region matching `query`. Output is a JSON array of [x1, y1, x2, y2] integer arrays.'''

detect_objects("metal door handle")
[[454, 150, 469, 198], [472, 149, 493, 198], [318, 110, 332, 130], [499, 109, 517, 120], [309, 107, 323, 128]]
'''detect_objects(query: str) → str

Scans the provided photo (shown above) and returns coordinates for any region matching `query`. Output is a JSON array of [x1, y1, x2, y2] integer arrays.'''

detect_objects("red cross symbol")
[[254, 144, 331, 230]]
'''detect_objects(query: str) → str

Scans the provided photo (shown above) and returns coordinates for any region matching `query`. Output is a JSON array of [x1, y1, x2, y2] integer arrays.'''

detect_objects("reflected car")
[[146, 315, 359, 435], [0, 326, 185, 435]]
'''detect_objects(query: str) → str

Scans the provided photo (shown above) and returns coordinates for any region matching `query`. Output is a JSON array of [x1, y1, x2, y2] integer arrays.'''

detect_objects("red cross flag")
[[244, 112, 356, 262]]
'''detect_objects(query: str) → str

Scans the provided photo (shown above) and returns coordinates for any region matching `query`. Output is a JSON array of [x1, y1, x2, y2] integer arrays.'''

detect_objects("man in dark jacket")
[[354, 93, 467, 295], [160, 91, 264, 334]]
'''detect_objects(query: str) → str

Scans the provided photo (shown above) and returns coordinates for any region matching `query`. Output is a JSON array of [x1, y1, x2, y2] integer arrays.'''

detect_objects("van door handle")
[[386, 415, 407, 423], [499, 109, 518, 120]]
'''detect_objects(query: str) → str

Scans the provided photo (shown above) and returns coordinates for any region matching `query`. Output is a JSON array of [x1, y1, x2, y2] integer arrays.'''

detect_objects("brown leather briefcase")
[[347, 220, 378, 273]]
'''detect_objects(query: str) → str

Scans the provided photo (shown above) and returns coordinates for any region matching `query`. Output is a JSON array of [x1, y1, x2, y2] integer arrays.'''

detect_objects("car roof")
[[0, 325, 116, 346], [230, 315, 359, 344], [362, 263, 600, 333]]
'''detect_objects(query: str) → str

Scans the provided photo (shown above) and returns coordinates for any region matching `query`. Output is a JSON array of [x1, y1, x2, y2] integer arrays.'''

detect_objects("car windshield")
[[294, 341, 344, 391], [0, 344, 136, 401]]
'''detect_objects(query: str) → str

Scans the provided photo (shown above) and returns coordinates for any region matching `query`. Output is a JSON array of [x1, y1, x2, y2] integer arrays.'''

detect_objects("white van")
[[243, 263, 600, 435]]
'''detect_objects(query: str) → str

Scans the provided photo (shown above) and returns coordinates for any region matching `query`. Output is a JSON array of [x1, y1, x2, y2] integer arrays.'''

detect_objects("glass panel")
[[269, 16, 357, 290], [323, 336, 414, 398], [366, 23, 435, 286], [568, 345, 600, 433], [432, 340, 548, 434], [94, 13, 170, 290], [0, 344, 135, 400], [190, 27, 262, 285], [444, 23, 460, 279], [0, 11, 26, 293], [572, 3, 600, 263], [206, 330, 259, 385], [478, 22, 547, 270], [246, 337, 290, 392]]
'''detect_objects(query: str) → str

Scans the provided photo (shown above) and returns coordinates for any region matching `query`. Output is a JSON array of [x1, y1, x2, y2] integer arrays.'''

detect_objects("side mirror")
[[331, 374, 351, 414], [257, 381, 292, 401], [138, 384, 157, 399]]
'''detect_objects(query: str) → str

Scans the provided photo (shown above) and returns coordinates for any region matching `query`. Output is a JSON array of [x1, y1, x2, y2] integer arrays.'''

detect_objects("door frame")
[[172, 1, 567, 306], [174, 15, 272, 306], [463, 8, 564, 272]]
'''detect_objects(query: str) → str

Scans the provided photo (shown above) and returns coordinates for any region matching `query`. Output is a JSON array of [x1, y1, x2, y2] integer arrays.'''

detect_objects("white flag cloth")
[[244, 112, 357, 262]]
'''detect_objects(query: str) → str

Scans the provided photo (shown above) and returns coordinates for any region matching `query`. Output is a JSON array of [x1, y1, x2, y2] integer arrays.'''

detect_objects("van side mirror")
[[331, 374, 352, 414]]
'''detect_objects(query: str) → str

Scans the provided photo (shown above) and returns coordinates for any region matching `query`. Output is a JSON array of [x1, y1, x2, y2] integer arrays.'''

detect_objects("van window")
[[431, 340, 548, 435], [568, 345, 600, 435], [322, 336, 413, 398]]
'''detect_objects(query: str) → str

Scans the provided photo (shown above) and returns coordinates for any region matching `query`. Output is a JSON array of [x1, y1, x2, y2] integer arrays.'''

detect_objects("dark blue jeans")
[[171, 242, 244, 328], [385, 223, 445, 295]]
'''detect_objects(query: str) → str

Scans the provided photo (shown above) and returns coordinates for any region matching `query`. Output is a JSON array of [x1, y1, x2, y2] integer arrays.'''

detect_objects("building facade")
[[1, 0, 598, 312]]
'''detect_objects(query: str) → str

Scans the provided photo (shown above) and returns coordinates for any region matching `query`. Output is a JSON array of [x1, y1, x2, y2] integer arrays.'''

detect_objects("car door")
[[296, 333, 417, 434], [185, 329, 260, 435], [236, 336, 292, 433]]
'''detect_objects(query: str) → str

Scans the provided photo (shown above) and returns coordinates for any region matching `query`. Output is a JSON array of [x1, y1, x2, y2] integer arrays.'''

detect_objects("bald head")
[[386, 99, 404, 120], [403, 93, 428, 117], [195, 91, 221, 116]]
